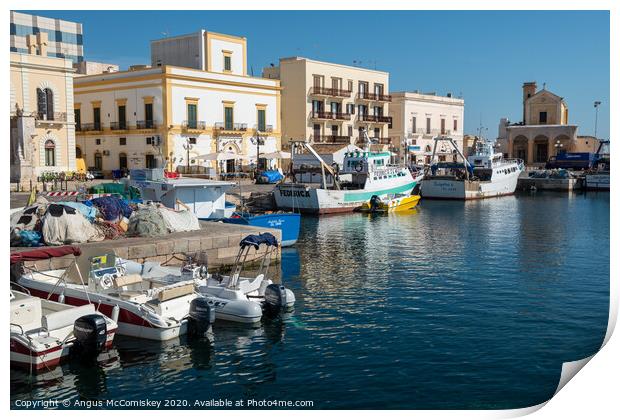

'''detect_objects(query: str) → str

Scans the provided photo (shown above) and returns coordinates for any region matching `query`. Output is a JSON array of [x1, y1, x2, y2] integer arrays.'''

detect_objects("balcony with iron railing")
[[110, 121, 128, 131], [357, 114, 392, 124], [214, 122, 248, 132], [253, 124, 274, 133], [311, 111, 351, 121], [78, 122, 102, 132], [311, 135, 351, 143], [35, 112, 67, 123], [182, 120, 207, 130], [136, 120, 158, 129], [356, 92, 392, 102], [309, 86, 353, 98]]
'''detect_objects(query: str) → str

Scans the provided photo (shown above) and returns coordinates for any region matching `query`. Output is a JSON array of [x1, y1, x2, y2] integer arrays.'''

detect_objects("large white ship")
[[421, 136, 524, 200], [275, 133, 423, 214]]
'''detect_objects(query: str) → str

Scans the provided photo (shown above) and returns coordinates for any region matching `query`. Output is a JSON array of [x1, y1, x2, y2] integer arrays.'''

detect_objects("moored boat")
[[222, 211, 301, 247], [274, 130, 423, 214], [17, 247, 215, 341], [358, 193, 421, 213], [10, 289, 117, 372], [421, 135, 524, 200]]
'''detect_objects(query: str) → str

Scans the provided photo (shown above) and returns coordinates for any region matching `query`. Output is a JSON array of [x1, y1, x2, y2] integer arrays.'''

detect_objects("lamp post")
[[182, 138, 193, 174], [594, 101, 601, 139], [554, 140, 564, 156]]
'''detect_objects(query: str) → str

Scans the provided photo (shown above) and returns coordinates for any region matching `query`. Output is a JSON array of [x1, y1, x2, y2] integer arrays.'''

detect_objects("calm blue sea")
[[11, 191, 610, 409]]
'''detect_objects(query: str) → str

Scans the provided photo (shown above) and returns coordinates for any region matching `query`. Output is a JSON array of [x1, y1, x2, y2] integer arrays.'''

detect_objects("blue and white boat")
[[274, 130, 422, 214], [222, 211, 301, 247]]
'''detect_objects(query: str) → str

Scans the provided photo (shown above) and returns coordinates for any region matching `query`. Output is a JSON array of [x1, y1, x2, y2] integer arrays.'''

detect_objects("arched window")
[[44, 140, 56, 166], [36, 88, 54, 120]]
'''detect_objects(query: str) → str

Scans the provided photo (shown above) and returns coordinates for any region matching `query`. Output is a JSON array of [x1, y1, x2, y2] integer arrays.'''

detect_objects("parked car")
[[87, 167, 105, 179]]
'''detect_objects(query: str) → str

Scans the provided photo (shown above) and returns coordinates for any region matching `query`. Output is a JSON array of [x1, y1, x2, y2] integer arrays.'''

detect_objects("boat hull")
[[422, 171, 520, 200], [585, 173, 610, 190], [19, 282, 187, 342], [274, 178, 420, 214], [10, 333, 115, 372], [222, 212, 301, 246]]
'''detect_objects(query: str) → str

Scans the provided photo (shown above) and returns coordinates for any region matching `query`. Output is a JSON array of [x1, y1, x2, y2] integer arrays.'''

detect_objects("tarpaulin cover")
[[42, 206, 105, 245], [259, 171, 284, 183], [91, 196, 133, 222], [239, 232, 279, 249], [56, 201, 98, 221], [159, 207, 201, 232], [10, 245, 81, 264]]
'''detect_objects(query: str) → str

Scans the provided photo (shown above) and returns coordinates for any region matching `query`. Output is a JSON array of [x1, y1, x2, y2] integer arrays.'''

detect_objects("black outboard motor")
[[188, 297, 215, 337], [369, 195, 381, 212], [264, 284, 288, 312], [72, 314, 107, 359]]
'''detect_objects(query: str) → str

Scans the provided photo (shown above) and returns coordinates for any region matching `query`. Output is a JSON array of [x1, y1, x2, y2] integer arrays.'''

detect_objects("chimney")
[[36, 32, 49, 56], [26, 34, 37, 55], [522, 81, 537, 124]]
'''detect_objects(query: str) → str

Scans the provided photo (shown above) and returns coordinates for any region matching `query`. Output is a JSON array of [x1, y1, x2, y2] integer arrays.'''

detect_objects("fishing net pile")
[[11, 191, 201, 247], [127, 203, 200, 237]]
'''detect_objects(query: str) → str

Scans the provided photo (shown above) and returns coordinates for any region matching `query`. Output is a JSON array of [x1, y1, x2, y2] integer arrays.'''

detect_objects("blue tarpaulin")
[[259, 171, 284, 184], [56, 201, 98, 222]]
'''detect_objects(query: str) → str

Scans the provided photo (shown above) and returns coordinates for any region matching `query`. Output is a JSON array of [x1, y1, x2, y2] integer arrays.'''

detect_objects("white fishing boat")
[[585, 140, 610, 190], [125, 233, 294, 324], [274, 130, 423, 214], [421, 135, 524, 200], [10, 289, 117, 372], [17, 247, 215, 341]]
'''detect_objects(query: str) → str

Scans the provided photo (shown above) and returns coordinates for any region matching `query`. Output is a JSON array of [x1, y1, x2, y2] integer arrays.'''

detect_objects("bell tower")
[[522, 81, 537, 124]]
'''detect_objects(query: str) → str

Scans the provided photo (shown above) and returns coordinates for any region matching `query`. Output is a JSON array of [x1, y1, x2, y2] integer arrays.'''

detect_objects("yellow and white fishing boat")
[[359, 193, 421, 213]]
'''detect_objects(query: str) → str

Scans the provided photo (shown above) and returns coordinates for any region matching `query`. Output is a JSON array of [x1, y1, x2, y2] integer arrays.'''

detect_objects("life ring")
[[354, 163, 364, 172]]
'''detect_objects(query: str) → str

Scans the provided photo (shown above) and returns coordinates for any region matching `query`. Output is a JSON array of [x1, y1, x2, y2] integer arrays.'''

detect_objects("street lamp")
[[554, 140, 564, 156], [594, 101, 602, 139], [182, 138, 193, 174]]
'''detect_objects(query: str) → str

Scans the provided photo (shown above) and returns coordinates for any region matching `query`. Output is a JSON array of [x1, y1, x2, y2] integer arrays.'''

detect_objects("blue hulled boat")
[[222, 212, 301, 247]]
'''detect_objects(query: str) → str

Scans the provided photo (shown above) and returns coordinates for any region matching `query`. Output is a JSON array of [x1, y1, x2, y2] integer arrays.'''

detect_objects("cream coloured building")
[[10, 35, 77, 187], [263, 57, 391, 148], [389, 91, 465, 165], [496, 82, 598, 165], [74, 32, 281, 175]]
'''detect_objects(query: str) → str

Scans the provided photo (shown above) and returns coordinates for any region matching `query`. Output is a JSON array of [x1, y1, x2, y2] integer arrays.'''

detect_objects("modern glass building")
[[10, 11, 84, 63]]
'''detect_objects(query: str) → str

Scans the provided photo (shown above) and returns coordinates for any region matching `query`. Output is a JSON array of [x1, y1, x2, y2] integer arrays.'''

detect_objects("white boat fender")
[[187, 297, 215, 338], [111, 305, 120, 323], [58, 292, 65, 304]]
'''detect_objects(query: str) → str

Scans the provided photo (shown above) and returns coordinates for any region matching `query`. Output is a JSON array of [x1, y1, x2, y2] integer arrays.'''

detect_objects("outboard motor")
[[188, 297, 215, 337], [72, 314, 107, 359], [369, 195, 381, 212], [264, 284, 295, 313]]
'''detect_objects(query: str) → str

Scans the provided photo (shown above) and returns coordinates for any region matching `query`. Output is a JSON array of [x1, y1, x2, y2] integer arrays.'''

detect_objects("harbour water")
[[11, 191, 609, 409]]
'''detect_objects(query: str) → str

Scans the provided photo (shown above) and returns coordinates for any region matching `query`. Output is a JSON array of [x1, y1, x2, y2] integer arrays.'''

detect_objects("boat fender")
[[72, 314, 107, 360], [111, 305, 120, 323], [58, 292, 65, 304], [264, 284, 288, 310], [188, 297, 215, 338], [198, 265, 208, 279], [369, 195, 381, 212]]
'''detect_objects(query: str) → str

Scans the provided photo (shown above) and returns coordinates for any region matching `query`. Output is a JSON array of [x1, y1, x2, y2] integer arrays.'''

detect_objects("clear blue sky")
[[23, 10, 610, 139]]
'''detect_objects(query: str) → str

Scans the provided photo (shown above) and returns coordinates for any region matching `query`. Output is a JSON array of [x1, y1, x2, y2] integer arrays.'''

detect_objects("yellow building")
[[10, 33, 77, 188], [74, 31, 281, 176], [263, 57, 391, 148], [497, 81, 598, 165]]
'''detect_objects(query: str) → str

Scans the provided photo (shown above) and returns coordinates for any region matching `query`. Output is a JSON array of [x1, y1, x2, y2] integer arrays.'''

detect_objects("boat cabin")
[[341, 151, 410, 189]]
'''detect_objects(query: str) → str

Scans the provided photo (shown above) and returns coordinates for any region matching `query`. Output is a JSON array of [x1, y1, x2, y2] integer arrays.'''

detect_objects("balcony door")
[[313, 124, 321, 141]]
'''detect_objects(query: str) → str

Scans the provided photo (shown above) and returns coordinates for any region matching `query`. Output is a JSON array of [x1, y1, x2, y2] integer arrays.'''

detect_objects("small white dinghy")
[[10, 289, 118, 372], [196, 233, 296, 322]]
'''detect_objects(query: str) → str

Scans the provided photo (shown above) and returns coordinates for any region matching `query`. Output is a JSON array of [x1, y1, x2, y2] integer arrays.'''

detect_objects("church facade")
[[496, 82, 598, 166]]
